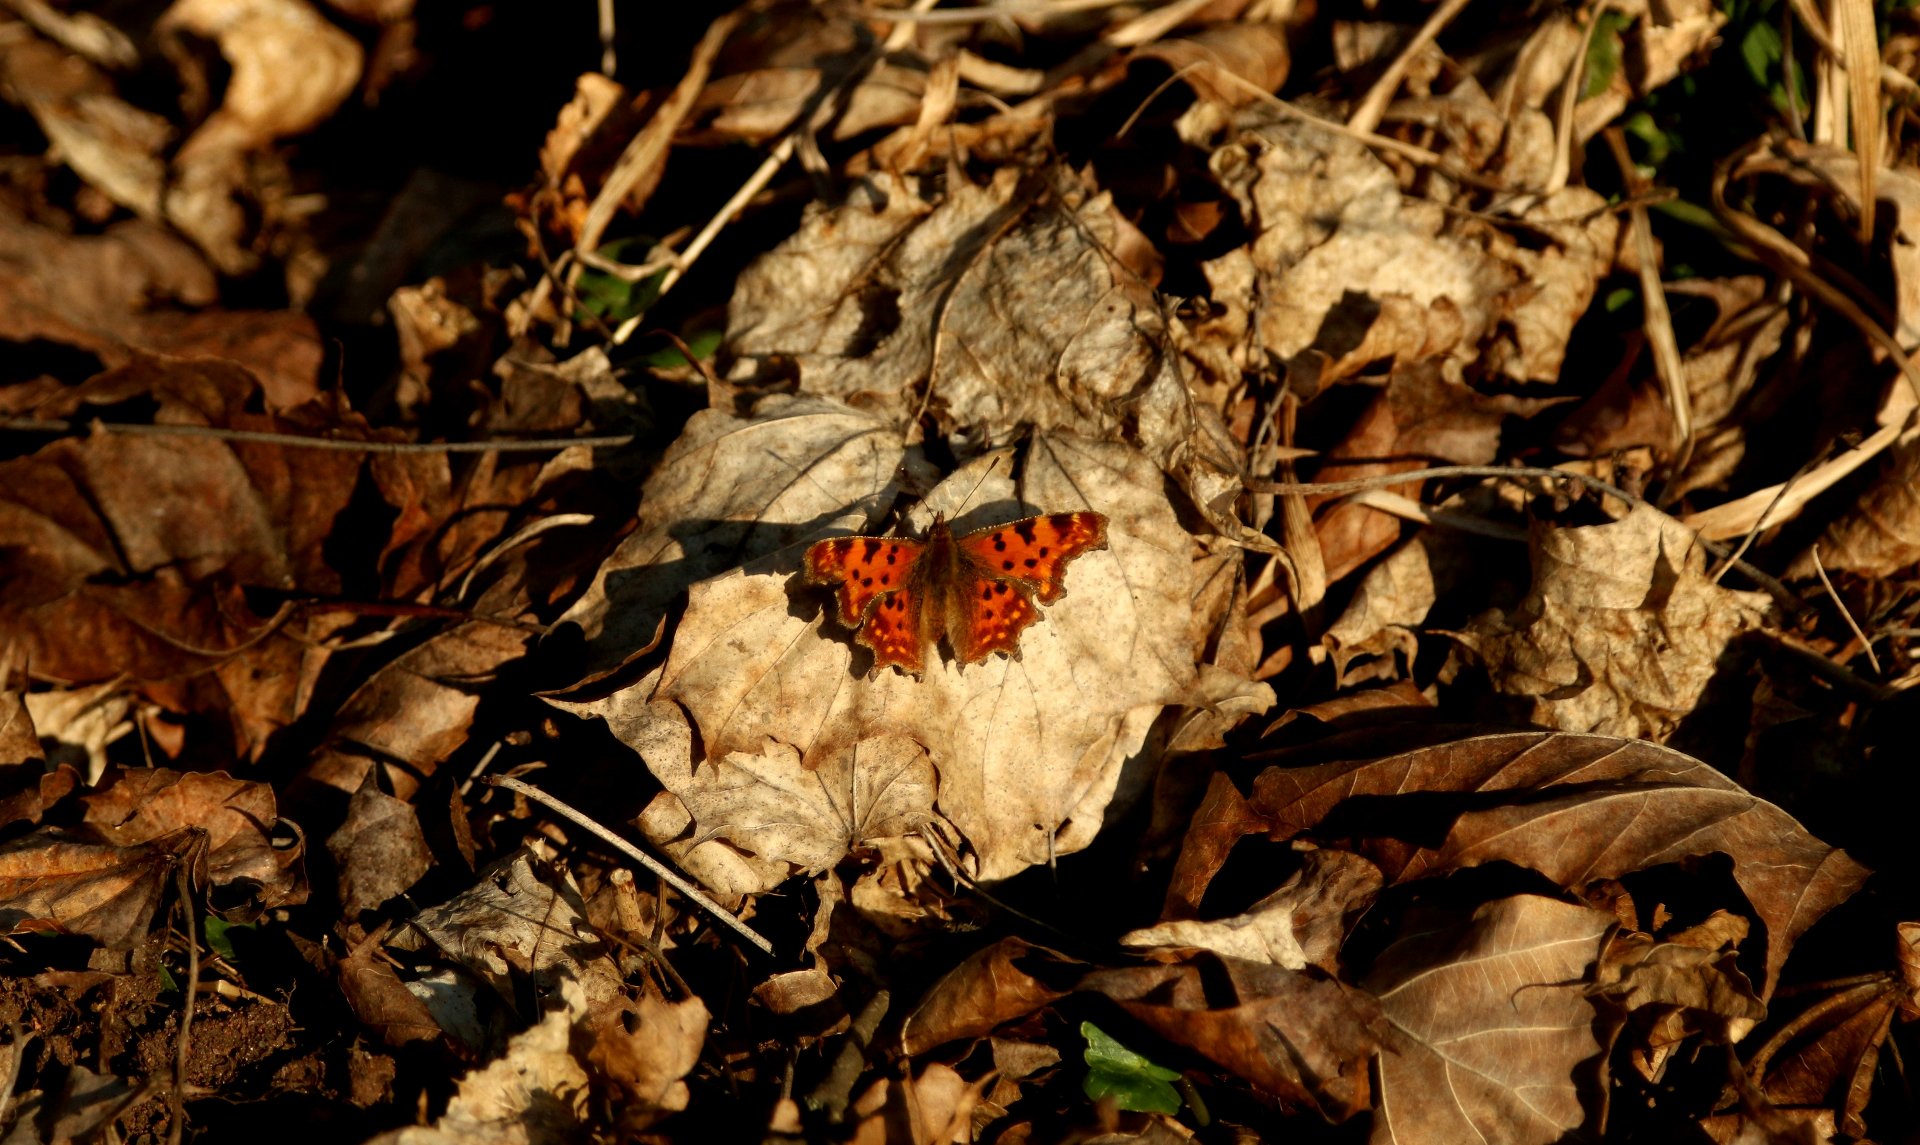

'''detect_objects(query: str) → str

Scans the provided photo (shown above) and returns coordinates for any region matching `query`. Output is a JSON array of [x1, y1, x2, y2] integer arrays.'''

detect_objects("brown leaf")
[[899, 938, 1078, 1057], [1365, 895, 1613, 1145], [327, 768, 434, 915], [1596, 911, 1767, 1080], [340, 932, 444, 1047], [1745, 976, 1901, 1137], [1463, 503, 1768, 741], [1083, 954, 1384, 1120], [77, 766, 307, 919], [585, 986, 709, 1132], [0, 828, 190, 947], [1248, 731, 1868, 997]]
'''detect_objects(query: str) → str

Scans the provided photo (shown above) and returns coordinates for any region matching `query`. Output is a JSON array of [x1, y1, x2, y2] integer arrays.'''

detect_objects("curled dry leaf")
[[624, 434, 1217, 884], [0, 766, 305, 946], [0, 29, 171, 218], [1240, 731, 1868, 997], [1190, 111, 1615, 391], [1122, 846, 1381, 974], [1083, 954, 1386, 1121], [1364, 895, 1613, 1145], [157, 0, 363, 273], [1462, 503, 1768, 741], [1596, 911, 1767, 1080], [899, 938, 1078, 1057]]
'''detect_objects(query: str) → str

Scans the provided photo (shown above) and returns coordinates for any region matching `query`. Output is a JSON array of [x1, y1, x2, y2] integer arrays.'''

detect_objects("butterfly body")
[[804, 510, 1108, 676]]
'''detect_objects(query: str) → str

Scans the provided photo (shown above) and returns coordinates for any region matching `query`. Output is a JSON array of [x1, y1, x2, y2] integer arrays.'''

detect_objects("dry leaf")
[[1464, 503, 1768, 741], [1083, 954, 1385, 1121], [626, 436, 1217, 884], [1364, 895, 1613, 1145], [724, 168, 1195, 462], [1245, 731, 1869, 997], [550, 394, 908, 684], [396, 850, 623, 1012], [585, 987, 708, 1132], [1121, 846, 1381, 974], [157, 0, 362, 273], [366, 980, 592, 1145], [328, 768, 434, 915]]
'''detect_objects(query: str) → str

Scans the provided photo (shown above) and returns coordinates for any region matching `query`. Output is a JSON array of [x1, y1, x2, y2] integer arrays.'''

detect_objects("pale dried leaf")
[[1122, 846, 1380, 972], [551, 395, 906, 683], [1465, 503, 1768, 741], [724, 169, 1195, 461], [366, 981, 591, 1145], [1365, 895, 1612, 1145], [641, 436, 1210, 884]]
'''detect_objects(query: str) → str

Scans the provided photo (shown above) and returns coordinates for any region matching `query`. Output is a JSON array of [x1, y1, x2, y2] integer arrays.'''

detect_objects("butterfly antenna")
[[956, 452, 1008, 513]]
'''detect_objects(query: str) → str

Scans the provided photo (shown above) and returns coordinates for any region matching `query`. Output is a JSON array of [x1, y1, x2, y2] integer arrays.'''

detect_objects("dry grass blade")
[[1605, 128, 1691, 453], [1834, 0, 1882, 241], [1347, 0, 1474, 134]]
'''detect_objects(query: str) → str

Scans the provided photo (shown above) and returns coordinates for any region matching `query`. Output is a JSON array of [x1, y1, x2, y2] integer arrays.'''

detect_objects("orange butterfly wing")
[[803, 535, 927, 674], [948, 576, 1040, 664], [949, 511, 1107, 664], [953, 512, 1109, 602]]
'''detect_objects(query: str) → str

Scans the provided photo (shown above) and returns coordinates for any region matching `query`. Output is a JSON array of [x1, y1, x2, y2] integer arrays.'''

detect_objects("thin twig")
[[0, 418, 633, 453], [1248, 465, 1797, 605], [167, 858, 201, 1145], [1810, 545, 1881, 674], [487, 775, 775, 957]]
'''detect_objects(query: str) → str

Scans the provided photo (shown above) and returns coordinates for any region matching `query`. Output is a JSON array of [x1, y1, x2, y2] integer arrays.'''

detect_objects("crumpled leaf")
[[1122, 846, 1381, 974], [366, 980, 592, 1145], [723, 168, 1194, 464], [0, 29, 170, 218], [157, 0, 363, 274], [584, 986, 708, 1133], [1596, 910, 1767, 1080], [397, 850, 623, 1014], [1463, 503, 1769, 741], [1242, 731, 1868, 997], [0, 829, 193, 949], [620, 434, 1216, 884], [1191, 111, 1614, 391], [1364, 895, 1613, 1145]]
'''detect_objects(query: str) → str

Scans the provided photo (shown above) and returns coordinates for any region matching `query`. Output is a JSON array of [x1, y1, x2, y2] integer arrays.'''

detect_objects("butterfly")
[[803, 510, 1109, 676]]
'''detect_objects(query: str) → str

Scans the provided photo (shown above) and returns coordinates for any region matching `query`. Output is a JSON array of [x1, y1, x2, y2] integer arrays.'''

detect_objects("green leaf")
[[1583, 10, 1635, 99], [1081, 1022, 1183, 1116], [203, 916, 252, 962], [640, 328, 724, 369], [575, 236, 667, 326], [1739, 20, 1781, 90]]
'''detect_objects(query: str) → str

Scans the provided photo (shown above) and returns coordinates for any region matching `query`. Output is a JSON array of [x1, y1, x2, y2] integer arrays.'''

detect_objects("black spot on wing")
[[1013, 520, 1038, 544], [862, 539, 883, 562]]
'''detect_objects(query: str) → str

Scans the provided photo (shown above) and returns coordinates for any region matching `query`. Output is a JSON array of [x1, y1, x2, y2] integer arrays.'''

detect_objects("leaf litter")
[[3, 0, 1920, 1141]]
